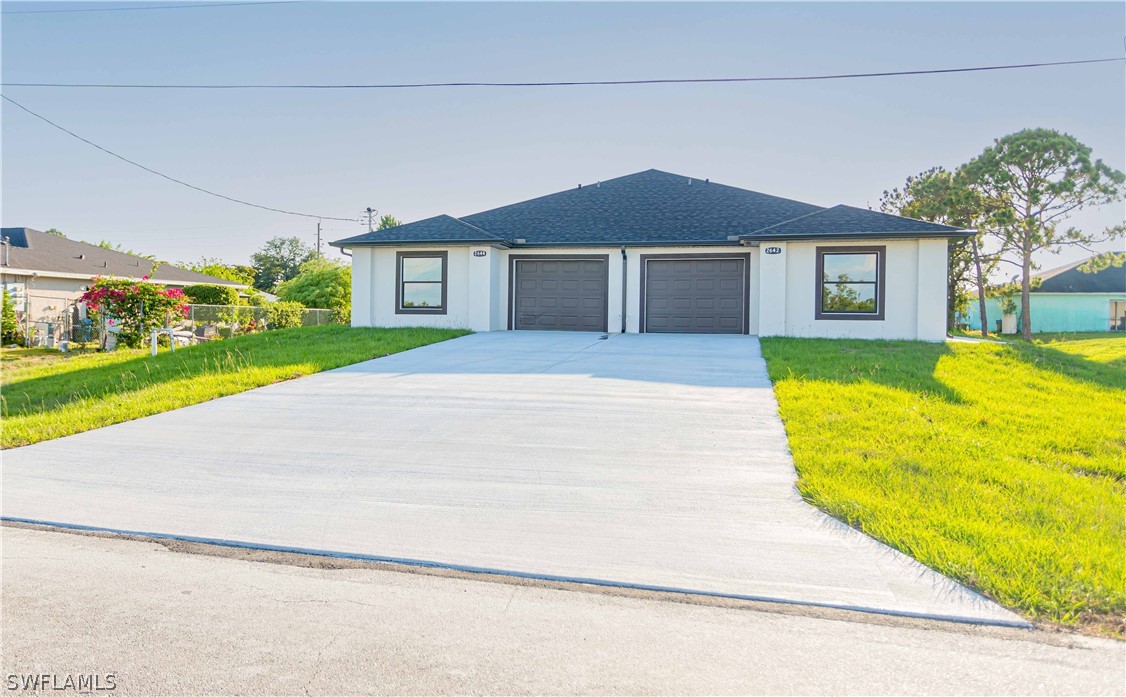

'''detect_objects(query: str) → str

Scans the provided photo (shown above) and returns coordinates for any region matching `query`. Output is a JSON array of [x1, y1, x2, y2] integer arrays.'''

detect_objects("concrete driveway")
[[1, 332, 1023, 625]]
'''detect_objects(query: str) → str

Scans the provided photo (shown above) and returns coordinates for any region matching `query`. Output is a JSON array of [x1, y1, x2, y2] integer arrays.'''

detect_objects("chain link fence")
[[12, 300, 335, 349], [182, 304, 334, 341], [11, 294, 86, 349]]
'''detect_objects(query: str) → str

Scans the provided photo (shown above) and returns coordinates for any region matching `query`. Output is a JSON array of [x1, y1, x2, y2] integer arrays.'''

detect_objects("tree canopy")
[[180, 257, 256, 286], [251, 236, 317, 292], [962, 128, 1125, 339], [881, 166, 999, 335], [275, 256, 351, 320]]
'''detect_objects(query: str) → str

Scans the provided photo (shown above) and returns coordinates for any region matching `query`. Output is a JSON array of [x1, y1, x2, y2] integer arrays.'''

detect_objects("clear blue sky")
[[3, 1, 1124, 272]]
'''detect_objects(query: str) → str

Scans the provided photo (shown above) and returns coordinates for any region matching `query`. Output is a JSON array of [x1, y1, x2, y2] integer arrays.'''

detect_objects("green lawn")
[[760, 333, 1125, 632], [1, 326, 468, 448]]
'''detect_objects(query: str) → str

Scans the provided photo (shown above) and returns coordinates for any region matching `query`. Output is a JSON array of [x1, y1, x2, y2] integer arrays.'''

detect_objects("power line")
[[2, 1, 303, 15], [2, 57, 1122, 89], [1, 94, 356, 222]]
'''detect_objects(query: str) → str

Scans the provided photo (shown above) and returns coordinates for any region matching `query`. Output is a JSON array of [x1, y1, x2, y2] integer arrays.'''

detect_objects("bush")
[[276, 257, 350, 318], [265, 301, 305, 329], [243, 289, 269, 307], [2, 289, 24, 345], [80, 276, 188, 348], [182, 284, 240, 306]]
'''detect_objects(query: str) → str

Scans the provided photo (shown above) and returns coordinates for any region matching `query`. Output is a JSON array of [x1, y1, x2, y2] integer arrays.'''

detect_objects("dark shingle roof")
[[333, 214, 505, 247], [741, 205, 968, 240], [0, 227, 243, 286], [460, 170, 822, 244], [1034, 255, 1126, 293], [331, 170, 967, 248]]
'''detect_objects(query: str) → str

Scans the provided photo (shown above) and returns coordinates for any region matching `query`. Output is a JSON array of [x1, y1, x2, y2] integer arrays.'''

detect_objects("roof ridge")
[[461, 169, 823, 225], [441, 214, 506, 242], [835, 203, 974, 230], [1036, 254, 1101, 280], [461, 170, 653, 220], [743, 206, 836, 235]]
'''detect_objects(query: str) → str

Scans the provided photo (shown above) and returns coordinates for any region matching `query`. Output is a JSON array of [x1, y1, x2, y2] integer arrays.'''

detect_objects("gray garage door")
[[644, 257, 746, 334], [513, 258, 608, 331]]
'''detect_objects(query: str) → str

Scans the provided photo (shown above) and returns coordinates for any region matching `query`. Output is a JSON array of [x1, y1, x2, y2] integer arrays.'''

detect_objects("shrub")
[[80, 276, 188, 348], [2, 289, 24, 345], [265, 301, 305, 329], [276, 257, 350, 319], [182, 284, 240, 306]]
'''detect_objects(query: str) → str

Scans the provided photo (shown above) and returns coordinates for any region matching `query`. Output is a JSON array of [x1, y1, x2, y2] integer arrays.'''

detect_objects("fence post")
[[151, 328, 158, 357]]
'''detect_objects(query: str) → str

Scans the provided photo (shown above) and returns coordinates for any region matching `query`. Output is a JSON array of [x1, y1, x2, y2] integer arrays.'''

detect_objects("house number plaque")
[[473, 250, 487, 257], [764, 246, 782, 255]]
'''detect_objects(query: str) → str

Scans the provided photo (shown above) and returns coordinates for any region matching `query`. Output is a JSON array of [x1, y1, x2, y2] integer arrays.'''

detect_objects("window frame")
[[815, 246, 886, 321], [395, 251, 448, 315]]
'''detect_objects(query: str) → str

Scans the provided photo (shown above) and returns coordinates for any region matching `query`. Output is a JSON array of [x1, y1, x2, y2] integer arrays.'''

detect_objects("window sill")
[[395, 308, 447, 316], [814, 313, 885, 321]]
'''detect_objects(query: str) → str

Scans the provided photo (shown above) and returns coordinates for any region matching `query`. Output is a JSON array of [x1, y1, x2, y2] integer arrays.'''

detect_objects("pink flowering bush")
[[80, 276, 188, 348]]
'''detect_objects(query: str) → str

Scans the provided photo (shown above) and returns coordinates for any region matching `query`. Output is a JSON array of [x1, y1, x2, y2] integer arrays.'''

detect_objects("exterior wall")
[[2, 272, 89, 323], [348, 239, 945, 340], [351, 246, 476, 330], [350, 247, 375, 327], [761, 238, 947, 341], [964, 293, 1125, 333]]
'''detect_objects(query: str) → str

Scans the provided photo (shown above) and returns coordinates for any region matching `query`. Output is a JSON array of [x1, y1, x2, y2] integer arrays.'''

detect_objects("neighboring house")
[[332, 170, 969, 341], [0, 227, 244, 326], [963, 255, 1126, 333]]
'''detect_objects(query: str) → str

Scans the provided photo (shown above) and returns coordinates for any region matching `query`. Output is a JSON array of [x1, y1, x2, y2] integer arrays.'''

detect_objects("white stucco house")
[[333, 170, 969, 340]]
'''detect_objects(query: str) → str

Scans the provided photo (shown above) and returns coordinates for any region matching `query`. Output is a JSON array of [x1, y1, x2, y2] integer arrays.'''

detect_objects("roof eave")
[[0, 266, 244, 286], [513, 240, 743, 248], [741, 229, 974, 242], [331, 238, 513, 249]]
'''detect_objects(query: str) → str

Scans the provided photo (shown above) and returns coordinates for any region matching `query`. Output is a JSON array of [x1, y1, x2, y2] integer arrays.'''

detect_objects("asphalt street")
[[2, 525, 1121, 696]]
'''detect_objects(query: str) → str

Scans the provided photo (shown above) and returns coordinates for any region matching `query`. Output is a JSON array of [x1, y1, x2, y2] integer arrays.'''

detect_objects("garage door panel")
[[513, 258, 608, 332], [644, 257, 746, 334]]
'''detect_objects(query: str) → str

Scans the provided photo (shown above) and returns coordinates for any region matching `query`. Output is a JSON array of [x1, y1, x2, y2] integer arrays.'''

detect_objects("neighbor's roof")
[[332, 169, 969, 248], [0, 227, 243, 286], [1034, 255, 1126, 294]]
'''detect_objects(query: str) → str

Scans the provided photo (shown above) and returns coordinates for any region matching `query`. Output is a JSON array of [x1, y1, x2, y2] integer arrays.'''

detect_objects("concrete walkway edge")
[[1, 516, 1032, 628]]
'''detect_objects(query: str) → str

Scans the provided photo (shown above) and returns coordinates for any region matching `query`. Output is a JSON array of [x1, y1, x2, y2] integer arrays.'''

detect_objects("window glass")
[[819, 251, 880, 316], [399, 254, 445, 311], [401, 282, 443, 308], [821, 253, 877, 283], [822, 282, 877, 313], [402, 256, 443, 282]]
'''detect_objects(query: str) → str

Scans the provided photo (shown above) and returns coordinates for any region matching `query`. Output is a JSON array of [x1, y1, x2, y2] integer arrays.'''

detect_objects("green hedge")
[[182, 284, 240, 306], [265, 301, 305, 329]]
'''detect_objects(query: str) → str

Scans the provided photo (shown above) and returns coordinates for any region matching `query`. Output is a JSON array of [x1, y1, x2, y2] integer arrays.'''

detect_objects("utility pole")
[[365, 207, 376, 232], [315, 220, 322, 256]]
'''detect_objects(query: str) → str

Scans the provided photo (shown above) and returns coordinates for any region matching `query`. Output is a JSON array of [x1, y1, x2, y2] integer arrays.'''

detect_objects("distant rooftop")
[[0, 227, 243, 286], [1034, 254, 1126, 294]]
